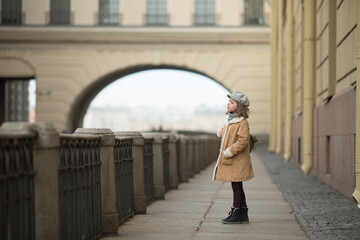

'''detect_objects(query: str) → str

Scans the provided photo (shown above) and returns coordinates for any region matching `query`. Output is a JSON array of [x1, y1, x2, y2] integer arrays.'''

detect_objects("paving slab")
[[101, 152, 308, 240]]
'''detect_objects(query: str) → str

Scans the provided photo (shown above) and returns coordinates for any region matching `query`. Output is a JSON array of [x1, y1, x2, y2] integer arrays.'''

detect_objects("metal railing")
[[162, 138, 170, 191], [58, 134, 102, 240], [0, 134, 36, 240], [143, 138, 154, 203], [0, 122, 222, 239], [114, 137, 135, 222]]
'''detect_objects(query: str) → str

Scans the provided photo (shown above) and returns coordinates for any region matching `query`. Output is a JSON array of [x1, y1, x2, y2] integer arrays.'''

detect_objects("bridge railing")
[[114, 137, 135, 223], [58, 134, 102, 240], [0, 122, 220, 240], [0, 130, 36, 240]]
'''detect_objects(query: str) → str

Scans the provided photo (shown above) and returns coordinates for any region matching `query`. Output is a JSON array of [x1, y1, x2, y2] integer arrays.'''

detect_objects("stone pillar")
[[186, 137, 194, 178], [115, 131, 147, 214], [143, 133, 166, 199], [166, 133, 179, 189], [74, 128, 118, 233], [178, 135, 189, 182], [193, 137, 200, 174], [0, 122, 61, 240]]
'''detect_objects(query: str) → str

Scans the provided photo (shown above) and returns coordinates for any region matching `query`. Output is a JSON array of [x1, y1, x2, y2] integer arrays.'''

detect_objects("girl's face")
[[227, 98, 237, 113]]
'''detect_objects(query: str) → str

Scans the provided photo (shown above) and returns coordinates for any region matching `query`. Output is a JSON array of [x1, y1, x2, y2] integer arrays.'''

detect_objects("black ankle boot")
[[221, 207, 235, 222], [239, 207, 249, 223], [221, 208, 249, 224], [221, 208, 242, 224]]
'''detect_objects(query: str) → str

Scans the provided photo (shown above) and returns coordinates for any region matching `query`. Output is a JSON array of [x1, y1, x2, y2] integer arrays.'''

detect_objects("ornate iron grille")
[[146, 0, 167, 25], [1, 0, 22, 24], [114, 138, 134, 223], [162, 138, 169, 191], [0, 135, 36, 240], [58, 135, 102, 240], [195, 0, 215, 25], [99, 0, 119, 25], [143, 139, 154, 203], [50, 0, 70, 25]]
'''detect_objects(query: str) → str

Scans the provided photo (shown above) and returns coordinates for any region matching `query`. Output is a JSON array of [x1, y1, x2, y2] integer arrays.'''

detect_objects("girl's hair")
[[236, 102, 249, 118], [226, 101, 249, 118]]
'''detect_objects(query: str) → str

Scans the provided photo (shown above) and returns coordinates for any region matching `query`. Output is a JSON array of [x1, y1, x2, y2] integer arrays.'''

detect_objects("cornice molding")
[[0, 26, 270, 45]]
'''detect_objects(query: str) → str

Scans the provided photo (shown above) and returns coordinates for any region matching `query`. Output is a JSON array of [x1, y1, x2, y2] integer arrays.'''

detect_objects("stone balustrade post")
[[74, 128, 118, 233], [187, 137, 195, 178], [142, 133, 166, 199], [0, 122, 61, 240], [199, 136, 206, 170], [166, 133, 179, 189], [193, 137, 200, 174], [178, 135, 189, 182], [115, 131, 147, 214]]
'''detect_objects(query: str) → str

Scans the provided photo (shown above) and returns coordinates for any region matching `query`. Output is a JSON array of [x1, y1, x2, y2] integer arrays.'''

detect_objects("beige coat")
[[212, 117, 255, 182]]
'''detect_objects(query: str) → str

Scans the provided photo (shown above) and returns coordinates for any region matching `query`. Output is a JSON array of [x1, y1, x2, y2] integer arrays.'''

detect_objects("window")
[[50, 0, 70, 25], [147, 0, 167, 26], [244, 0, 264, 25], [1, 0, 22, 25], [0, 79, 34, 124], [195, 0, 215, 26], [99, 0, 119, 25]]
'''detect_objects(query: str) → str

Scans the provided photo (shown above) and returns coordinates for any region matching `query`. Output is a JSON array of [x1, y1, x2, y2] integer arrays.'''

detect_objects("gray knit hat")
[[227, 91, 250, 108]]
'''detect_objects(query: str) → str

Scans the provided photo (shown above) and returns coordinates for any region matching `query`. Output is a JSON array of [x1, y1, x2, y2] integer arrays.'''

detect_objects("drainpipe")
[[276, 0, 284, 154], [269, 0, 278, 152], [284, 0, 294, 161], [301, 0, 316, 174], [352, 1, 360, 208]]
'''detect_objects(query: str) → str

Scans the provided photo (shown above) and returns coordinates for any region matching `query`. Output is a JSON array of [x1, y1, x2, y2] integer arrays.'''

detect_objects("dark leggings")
[[231, 182, 247, 208]]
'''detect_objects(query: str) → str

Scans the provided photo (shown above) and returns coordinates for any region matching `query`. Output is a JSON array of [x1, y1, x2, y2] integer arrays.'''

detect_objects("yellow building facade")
[[0, 0, 271, 135], [270, 0, 360, 204]]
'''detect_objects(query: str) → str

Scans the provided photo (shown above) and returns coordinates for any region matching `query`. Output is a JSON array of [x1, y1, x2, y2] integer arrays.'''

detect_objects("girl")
[[212, 91, 254, 224]]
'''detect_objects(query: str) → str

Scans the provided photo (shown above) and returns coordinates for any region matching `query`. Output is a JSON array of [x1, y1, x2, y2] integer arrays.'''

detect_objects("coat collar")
[[224, 116, 244, 125]]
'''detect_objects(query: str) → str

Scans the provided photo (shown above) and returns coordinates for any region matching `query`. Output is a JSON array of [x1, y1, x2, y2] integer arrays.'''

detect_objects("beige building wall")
[[217, 0, 241, 26], [314, 0, 357, 105], [0, 0, 271, 134], [122, 0, 146, 25], [336, 0, 357, 91], [168, 0, 193, 26], [74, 0, 97, 25], [316, 0, 330, 104], [2, 0, 273, 27], [23, 0, 48, 25], [276, 0, 358, 199], [0, 47, 270, 133]]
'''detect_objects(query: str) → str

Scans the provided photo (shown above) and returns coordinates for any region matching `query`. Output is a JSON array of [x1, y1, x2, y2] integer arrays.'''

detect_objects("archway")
[[67, 65, 230, 133]]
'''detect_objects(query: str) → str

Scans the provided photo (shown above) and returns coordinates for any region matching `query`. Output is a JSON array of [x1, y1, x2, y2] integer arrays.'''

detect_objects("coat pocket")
[[221, 156, 234, 166]]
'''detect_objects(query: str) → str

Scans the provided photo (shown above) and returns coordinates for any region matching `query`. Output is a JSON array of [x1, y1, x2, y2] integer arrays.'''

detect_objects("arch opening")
[[67, 65, 230, 133]]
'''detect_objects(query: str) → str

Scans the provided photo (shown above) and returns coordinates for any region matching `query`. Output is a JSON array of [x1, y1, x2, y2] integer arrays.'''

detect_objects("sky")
[[89, 69, 230, 110]]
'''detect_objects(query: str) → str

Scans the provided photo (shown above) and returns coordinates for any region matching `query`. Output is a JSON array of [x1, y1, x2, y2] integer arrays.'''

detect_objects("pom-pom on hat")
[[227, 91, 250, 108]]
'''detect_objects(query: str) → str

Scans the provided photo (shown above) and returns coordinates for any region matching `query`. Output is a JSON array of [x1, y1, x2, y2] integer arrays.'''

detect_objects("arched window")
[[147, 0, 167, 26], [50, 0, 70, 25], [195, 0, 215, 26], [99, 0, 119, 25], [1, 0, 22, 25], [244, 0, 264, 25]]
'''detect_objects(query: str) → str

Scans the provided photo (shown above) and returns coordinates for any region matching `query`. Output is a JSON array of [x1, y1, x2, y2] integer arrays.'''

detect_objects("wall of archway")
[[0, 45, 270, 133]]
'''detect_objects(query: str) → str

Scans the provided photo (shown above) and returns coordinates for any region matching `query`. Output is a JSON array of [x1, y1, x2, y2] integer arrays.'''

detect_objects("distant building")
[[84, 104, 226, 133]]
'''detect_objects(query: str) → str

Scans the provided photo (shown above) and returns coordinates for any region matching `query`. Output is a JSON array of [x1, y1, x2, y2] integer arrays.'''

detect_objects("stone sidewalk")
[[102, 151, 308, 240], [258, 149, 360, 240]]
